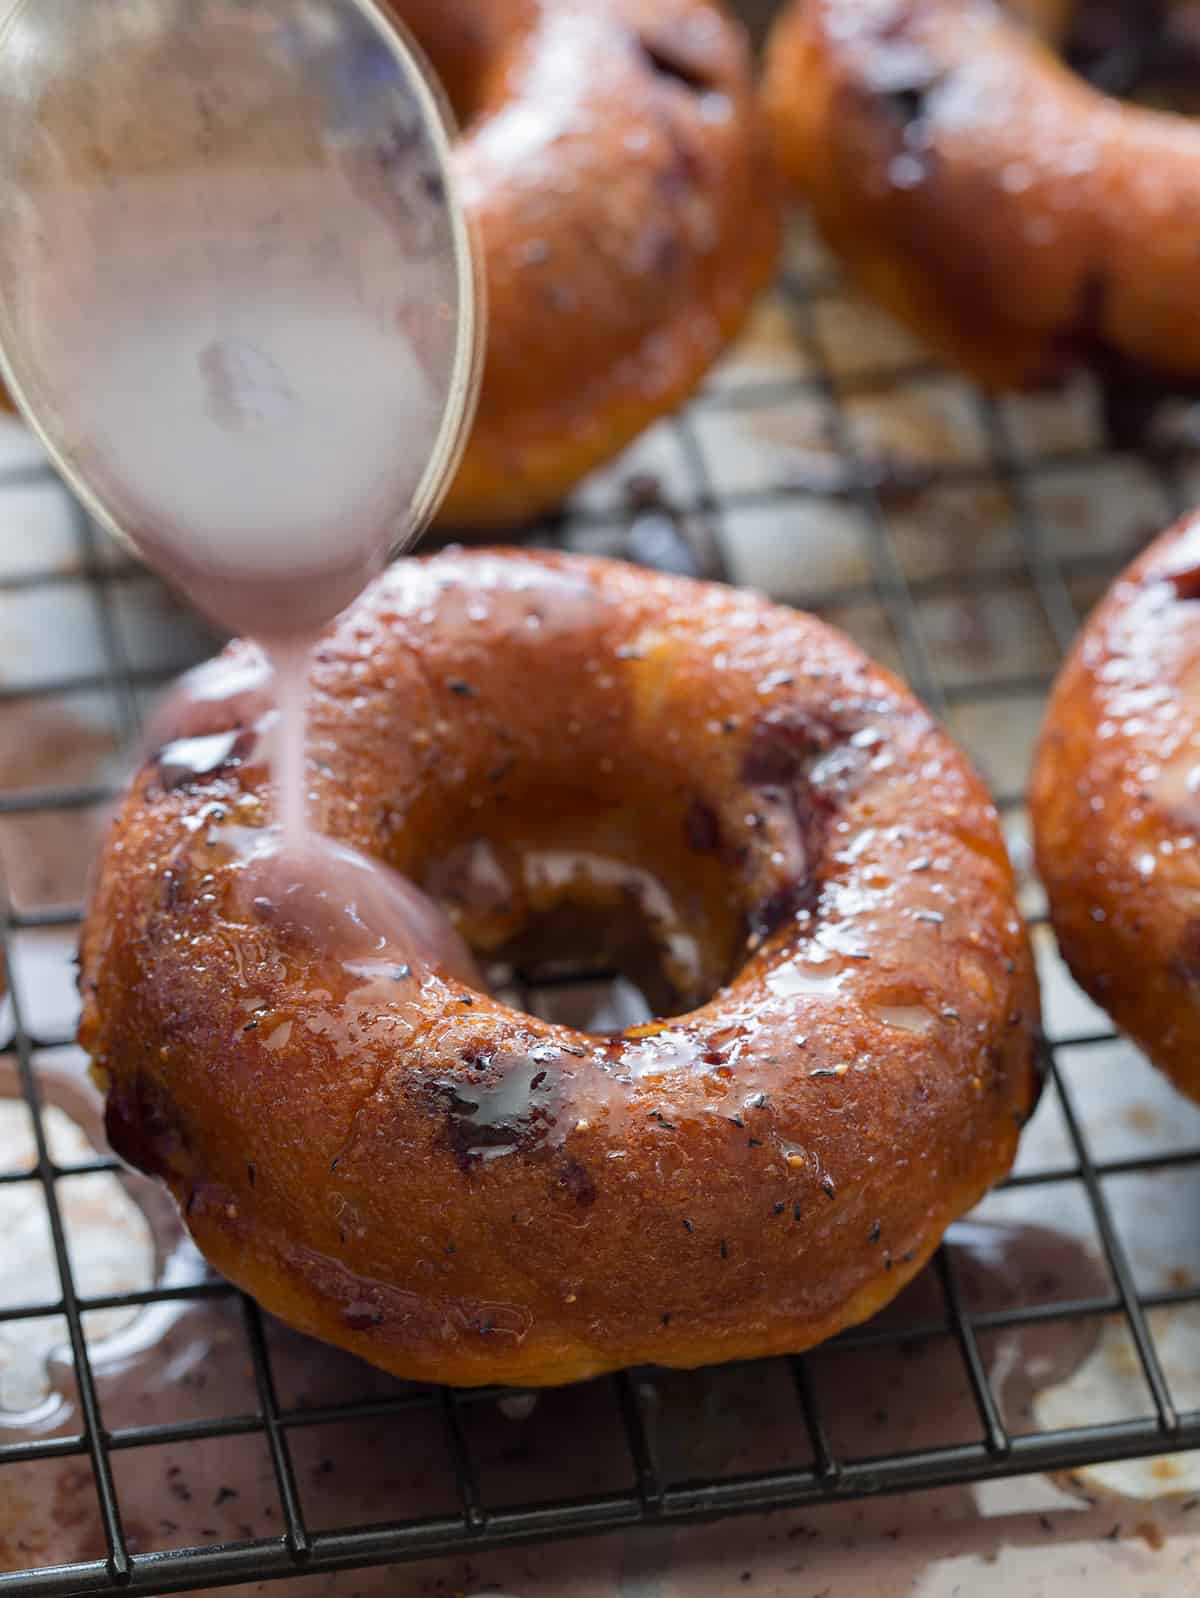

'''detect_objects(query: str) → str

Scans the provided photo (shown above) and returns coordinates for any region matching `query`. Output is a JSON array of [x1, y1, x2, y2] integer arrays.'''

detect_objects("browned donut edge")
[[1034, 513, 1200, 1102]]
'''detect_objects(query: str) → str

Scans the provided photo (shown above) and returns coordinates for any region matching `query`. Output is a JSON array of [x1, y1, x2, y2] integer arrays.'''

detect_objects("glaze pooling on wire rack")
[[4, 216, 1200, 1595]]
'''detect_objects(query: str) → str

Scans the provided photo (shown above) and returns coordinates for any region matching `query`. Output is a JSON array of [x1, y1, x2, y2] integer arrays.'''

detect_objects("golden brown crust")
[[387, 0, 781, 526], [79, 550, 1038, 1387], [763, 0, 1200, 389], [1034, 515, 1200, 1103]]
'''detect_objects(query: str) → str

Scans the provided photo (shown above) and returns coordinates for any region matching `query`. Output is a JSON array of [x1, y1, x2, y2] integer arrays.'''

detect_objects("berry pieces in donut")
[[763, 0, 1200, 396], [79, 551, 1039, 1387], [1034, 512, 1200, 1105]]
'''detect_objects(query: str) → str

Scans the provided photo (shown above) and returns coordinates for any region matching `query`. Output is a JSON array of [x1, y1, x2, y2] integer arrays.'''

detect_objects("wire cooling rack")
[[4, 210, 1200, 1595]]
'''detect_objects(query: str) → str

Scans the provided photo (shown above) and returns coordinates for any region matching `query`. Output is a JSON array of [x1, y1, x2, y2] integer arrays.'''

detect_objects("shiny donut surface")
[[763, 0, 1200, 390], [389, 0, 781, 527], [80, 551, 1038, 1386], [1034, 514, 1200, 1102]]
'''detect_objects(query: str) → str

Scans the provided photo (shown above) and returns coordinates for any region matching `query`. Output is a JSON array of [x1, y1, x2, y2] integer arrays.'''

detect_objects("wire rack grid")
[[3, 219, 1200, 1596]]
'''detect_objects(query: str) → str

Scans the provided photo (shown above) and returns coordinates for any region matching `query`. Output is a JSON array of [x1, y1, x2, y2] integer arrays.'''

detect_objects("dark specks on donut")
[[741, 705, 839, 789], [742, 708, 846, 938], [685, 798, 722, 854], [749, 880, 817, 944], [558, 1159, 597, 1207], [884, 83, 929, 127], [155, 728, 256, 791], [429, 1051, 563, 1170]]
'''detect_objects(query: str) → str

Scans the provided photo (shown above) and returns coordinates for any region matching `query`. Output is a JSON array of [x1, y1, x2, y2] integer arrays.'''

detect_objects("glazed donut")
[[1034, 512, 1200, 1104], [1, 1, 780, 525], [79, 550, 1038, 1387], [762, 0, 1200, 391], [393, 0, 780, 527]]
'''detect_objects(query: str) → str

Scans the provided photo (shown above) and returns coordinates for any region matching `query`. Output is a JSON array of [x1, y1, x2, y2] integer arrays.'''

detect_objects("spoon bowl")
[[0, 0, 480, 637]]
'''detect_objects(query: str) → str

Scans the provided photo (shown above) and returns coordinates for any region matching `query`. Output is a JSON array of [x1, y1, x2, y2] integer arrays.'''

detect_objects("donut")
[[762, 0, 1200, 391], [393, 0, 780, 527], [0, 1, 780, 524], [79, 550, 1038, 1387], [1033, 512, 1200, 1104]]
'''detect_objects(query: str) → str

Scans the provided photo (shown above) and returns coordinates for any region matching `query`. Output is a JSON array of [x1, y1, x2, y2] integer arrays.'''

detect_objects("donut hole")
[[1029, 0, 1200, 113], [419, 802, 749, 1027]]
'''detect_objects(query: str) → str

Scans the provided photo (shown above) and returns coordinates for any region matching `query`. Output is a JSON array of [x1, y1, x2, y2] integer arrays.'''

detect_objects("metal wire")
[[4, 246, 1200, 1597]]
